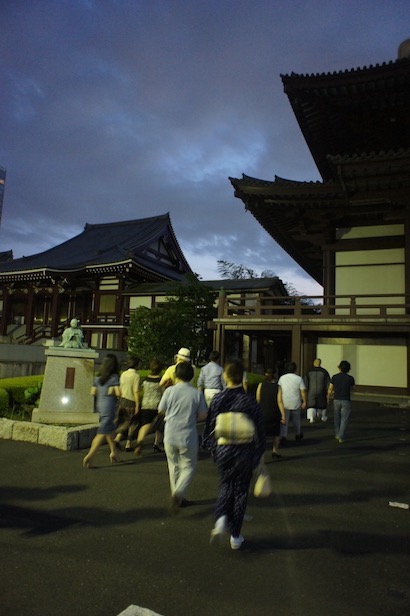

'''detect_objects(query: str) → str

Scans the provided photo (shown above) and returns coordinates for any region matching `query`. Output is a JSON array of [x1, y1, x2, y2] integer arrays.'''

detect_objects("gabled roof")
[[232, 52, 410, 284], [281, 57, 410, 180], [231, 147, 410, 283], [0, 250, 12, 264], [0, 213, 194, 283]]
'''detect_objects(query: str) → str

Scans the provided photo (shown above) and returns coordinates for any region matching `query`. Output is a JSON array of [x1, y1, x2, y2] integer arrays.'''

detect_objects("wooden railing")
[[216, 293, 410, 320]]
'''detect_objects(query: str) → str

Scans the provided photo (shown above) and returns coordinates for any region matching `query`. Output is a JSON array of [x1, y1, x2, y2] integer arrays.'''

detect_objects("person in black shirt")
[[327, 360, 355, 443], [256, 369, 285, 459]]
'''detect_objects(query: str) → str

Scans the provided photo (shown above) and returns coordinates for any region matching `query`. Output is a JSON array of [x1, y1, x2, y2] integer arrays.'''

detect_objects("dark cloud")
[[1, 0, 409, 295]]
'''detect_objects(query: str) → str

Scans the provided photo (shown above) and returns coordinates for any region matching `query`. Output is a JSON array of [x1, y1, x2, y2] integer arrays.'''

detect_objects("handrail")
[[217, 293, 410, 319]]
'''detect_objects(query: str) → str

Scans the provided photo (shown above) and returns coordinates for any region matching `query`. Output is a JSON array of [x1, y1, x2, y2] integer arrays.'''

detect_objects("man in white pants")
[[197, 350, 225, 406], [305, 358, 330, 423]]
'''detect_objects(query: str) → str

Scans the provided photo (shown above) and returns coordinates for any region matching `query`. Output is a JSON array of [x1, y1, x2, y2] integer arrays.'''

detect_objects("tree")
[[127, 276, 217, 367], [217, 260, 258, 279], [217, 260, 306, 297]]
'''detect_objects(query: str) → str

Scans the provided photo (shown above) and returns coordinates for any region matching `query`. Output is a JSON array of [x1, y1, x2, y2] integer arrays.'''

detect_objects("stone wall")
[[0, 418, 99, 450], [0, 343, 128, 378]]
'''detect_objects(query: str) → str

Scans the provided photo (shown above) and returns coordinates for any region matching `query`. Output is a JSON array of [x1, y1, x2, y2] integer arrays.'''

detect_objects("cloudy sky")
[[1, 1, 409, 295]]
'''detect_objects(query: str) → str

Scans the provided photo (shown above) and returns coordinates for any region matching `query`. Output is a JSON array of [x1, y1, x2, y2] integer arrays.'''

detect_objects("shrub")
[[0, 376, 44, 406], [0, 388, 9, 416]]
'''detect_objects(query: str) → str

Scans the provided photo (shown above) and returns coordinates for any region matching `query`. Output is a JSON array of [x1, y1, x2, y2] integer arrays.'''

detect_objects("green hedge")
[[0, 388, 9, 416], [0, 375, 44, 405]]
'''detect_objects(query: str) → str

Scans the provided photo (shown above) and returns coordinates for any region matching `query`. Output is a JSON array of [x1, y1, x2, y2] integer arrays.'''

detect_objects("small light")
[[61, 396, 70, 405]]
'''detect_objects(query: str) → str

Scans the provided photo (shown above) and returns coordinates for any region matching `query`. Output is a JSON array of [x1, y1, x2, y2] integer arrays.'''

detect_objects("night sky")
[[1, 0, 409, 294]]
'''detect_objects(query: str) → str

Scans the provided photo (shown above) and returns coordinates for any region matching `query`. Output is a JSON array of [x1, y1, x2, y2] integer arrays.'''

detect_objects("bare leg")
[[154, 430, 164, 449], [134, 423, 152, 456], [83, 434, 106, 468], [271, 435, 282, 458], [107, 435, 119, 463]]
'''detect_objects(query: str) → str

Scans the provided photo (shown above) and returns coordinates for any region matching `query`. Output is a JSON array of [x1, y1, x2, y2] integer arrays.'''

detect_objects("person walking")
[[160, 347, 192, 387], [134, 358, 164, 456], [203, 359, 266, 550], [305, 358, 330, 423], [256, 368, 285, 459], [158, 361, 208, 513], [83, 354, 120, 468], [327, 360, 355, 443], [197, 350, 224, 406], [277, 361, 307, 443], [113, 356, 141, 451]]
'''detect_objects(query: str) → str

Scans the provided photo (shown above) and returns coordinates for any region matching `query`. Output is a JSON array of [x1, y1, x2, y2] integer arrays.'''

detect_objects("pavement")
[[0, 402, 409, 616]]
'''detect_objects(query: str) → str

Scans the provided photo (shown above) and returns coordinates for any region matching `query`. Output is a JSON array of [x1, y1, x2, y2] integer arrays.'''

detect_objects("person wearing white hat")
[[160, 347, 192, 388]]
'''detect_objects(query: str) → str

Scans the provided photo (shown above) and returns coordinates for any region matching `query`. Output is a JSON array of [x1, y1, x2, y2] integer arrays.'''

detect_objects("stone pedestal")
[[32, 347, 100, 425]]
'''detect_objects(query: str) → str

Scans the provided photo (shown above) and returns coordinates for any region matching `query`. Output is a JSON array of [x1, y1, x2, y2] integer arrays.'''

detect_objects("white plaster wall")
[[335, 248, 405, 315], [317, 343, 407, 388]]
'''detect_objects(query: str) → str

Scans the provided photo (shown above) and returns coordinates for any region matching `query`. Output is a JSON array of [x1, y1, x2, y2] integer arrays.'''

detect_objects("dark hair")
[[209, 350, 220, 362], [149, 358, 163, 375], [128, 355, 141, 370], [338, 360, 351, 373], [265, 368, 276, 380], [175, 361, 194, 382], [284, 361, 297, 374], [99, 353, 119, 385], [223, 359, 244, 385]]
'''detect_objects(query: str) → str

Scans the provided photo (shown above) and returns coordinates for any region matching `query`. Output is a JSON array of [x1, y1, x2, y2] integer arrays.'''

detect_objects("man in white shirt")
[[197, 350, 224, 406], [277, 361, 307, 442]]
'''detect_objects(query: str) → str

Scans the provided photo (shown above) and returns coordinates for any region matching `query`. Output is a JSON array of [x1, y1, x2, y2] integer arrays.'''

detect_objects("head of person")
[[223, 359, 244, 386], [175, 361, 194, 383], [209, 350, 220, 363], [128, 355, 141, 370], [264, 368, 276, 381], [149, 358, 163, 375], [313, 358, 321, 367], [99, 353, 119, 384], [175, 347, 191, 364], [338, 360, 351, 373], [70, 318, 79, 328], [284, 361, 297, 374]]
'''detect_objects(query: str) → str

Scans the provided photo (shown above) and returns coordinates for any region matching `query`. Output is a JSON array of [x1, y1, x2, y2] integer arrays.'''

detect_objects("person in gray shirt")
[[197, 350, 225, 406]]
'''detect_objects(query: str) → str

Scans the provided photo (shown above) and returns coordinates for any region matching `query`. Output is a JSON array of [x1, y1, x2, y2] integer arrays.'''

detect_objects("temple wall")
[[335, 248, 405, 315], [0, 344, 47, 378], [317, 341, 407, 388], [335, 224, 405, 316]]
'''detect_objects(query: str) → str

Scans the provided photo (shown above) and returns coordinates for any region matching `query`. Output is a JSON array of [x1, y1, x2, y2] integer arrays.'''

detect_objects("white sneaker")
[[210, 515, 228, 544], [230, 535, 244, 550]]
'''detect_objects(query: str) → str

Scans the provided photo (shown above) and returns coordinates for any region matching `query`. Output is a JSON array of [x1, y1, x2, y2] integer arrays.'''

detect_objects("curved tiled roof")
[[0, 213, 193, 282], [281, 57, 410, 180]]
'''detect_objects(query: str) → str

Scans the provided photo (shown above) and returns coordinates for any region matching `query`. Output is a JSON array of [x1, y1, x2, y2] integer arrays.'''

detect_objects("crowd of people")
[[82, 347, 355, 549]]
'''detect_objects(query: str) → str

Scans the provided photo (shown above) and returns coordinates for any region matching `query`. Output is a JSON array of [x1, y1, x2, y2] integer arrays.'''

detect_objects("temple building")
[[0, 214, 194, 350], [227, 41, 410, 403]]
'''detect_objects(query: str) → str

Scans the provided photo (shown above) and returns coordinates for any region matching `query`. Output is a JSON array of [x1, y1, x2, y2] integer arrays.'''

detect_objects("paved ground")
[[0, 402, 409, 616]]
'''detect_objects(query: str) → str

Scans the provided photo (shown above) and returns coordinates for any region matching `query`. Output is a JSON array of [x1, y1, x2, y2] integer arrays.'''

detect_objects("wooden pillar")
[[0, 287, 11, 336], [291, 324, 302, 370], [405, 210, 410, 392], [25, 287, 35, 337], [50, 284, 62, 338]]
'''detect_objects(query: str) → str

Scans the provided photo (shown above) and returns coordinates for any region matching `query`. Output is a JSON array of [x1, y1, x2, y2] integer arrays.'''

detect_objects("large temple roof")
[[231, 52, 410, 284], [0, 213, 194, 282], [230, 148, 410, 283], [281, 57, 410, 180]]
